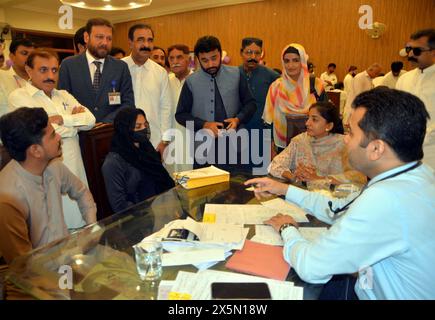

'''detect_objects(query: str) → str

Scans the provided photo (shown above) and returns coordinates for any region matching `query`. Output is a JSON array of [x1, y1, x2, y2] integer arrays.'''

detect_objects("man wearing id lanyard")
[[246, 87, 435, 300], [0, 39, 35, 117], [8, 50, 96, 230], [58, 18, 135, 123], [122, 24, 173, 159]]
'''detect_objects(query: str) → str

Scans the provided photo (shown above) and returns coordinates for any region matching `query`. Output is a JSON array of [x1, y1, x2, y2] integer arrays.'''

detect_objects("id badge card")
[[108, 92, 121, 105]]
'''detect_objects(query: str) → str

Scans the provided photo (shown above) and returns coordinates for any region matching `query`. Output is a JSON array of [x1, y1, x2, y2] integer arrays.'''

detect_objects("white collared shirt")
[[0, 67, 28, 117], [379, 70, 407, 89], [397, 64, 435, 168], [122, 55, 173, 147], [343, 73, 354, 95], [352, 70, 373, 95], [372, 75, 384, 87], [343, 71, 374, 123], [282, 162, 435, 299], [85, 50, 105, 84], [168, 70, 193, 111], [8, 82, 96, 138], [320, 72, 338, 91], [167, 70, 195, 173]]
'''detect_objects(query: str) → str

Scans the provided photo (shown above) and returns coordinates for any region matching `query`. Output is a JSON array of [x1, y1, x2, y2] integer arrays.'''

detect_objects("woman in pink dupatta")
[[263, 44, 325, 152]]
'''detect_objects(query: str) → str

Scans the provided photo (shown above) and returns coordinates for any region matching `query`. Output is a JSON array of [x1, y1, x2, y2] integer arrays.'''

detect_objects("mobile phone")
[[211, 282, 271, 300], [164, 229, 199, 241]]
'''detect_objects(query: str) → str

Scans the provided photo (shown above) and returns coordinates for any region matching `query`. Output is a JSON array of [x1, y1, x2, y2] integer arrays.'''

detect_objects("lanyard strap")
[[328, 161, 422, 215]]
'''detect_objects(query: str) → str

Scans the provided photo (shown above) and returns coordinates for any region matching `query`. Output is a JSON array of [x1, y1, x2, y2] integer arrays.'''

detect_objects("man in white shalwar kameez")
[[167, 44, 194, 173], [396, 29, 435, 169]]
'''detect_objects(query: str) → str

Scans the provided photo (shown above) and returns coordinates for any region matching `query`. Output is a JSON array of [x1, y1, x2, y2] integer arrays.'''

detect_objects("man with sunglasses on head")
[[396, 28, 435, 170]]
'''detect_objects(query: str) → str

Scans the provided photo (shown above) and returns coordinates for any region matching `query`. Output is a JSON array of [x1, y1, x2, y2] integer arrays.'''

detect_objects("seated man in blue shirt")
[[246, 87, 435, 300]]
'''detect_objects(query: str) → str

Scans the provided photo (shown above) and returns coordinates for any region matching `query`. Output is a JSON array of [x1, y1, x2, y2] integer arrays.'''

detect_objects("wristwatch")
[[279, 223, 295, 236]]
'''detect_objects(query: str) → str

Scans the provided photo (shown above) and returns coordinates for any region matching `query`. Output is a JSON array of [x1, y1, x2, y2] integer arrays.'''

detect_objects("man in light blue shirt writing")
[[246, 87, 435, 300]]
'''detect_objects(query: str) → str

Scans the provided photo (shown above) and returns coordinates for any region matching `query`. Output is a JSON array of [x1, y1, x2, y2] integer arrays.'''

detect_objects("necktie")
[[213, 79, 227, 122], [92, 61, 102, 91]]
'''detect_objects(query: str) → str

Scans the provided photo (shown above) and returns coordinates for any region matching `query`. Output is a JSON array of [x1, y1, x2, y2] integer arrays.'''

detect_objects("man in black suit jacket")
[[59, 18, 135, 123]]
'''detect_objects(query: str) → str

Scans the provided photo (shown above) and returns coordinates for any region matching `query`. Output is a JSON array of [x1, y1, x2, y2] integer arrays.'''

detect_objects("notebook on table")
[[225, 240, 291, 281]]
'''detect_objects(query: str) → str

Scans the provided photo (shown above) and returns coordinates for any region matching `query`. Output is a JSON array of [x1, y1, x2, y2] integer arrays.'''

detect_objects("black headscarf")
[[111, 108, 175, 194]]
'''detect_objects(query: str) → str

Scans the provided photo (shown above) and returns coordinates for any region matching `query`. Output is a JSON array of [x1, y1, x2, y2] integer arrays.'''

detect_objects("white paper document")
[[252, 225, 285, 246], [141, 217, 248, 245], [260, 198, 309, 222], [175, 165, 228, 179], [158, 280, 175, 300], [162, 248, 226, 267], [138, 217, 249, 258], [204, 203, 308, 225], [170, 270, 303, 300], [252, 225, 328, 246], [194, 251, 233, 271]]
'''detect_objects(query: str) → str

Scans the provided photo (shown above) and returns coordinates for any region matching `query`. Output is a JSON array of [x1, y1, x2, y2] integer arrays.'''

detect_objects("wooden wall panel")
[[113, 0, 435, 80]]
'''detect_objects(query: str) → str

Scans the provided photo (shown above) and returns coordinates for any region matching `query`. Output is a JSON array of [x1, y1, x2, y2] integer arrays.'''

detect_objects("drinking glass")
[[133, 240, 163, 281]]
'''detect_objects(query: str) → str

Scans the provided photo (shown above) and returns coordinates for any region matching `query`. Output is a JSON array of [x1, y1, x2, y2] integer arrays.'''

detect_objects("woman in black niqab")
[[111, 108, 175, 195]]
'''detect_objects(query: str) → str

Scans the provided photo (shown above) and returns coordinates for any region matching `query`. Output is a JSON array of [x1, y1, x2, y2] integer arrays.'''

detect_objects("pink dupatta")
[[263, 43, 323, 148]]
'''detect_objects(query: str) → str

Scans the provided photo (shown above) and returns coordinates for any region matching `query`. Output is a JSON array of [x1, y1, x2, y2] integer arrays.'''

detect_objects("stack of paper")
[[137, 217, 248, 269], [179, 181, 230, 218], [142, 217, 248, 248], [252, 225, 328, 246], [174, 165, 230, 189], [162, 248, 226, 267], [166, 270, 303, 300], [203, 203, 309, 225]]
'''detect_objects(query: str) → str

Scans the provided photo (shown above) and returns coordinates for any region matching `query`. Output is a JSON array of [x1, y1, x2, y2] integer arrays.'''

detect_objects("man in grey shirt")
[[176, 36, 256, 173], [0, 107, 97, 266]]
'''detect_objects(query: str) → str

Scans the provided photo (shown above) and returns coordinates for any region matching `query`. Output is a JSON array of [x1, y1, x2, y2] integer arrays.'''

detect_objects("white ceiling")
[[1, 0, 264, 23]]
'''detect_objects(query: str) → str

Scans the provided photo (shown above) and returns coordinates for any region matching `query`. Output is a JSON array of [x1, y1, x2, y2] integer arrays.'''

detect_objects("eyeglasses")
[[243, 49, 262, 57], [405, 46, 433, 56]]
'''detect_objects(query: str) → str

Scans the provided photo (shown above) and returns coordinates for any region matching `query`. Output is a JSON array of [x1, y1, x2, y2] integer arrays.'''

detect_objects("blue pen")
[[111, 80, 117, 92]]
